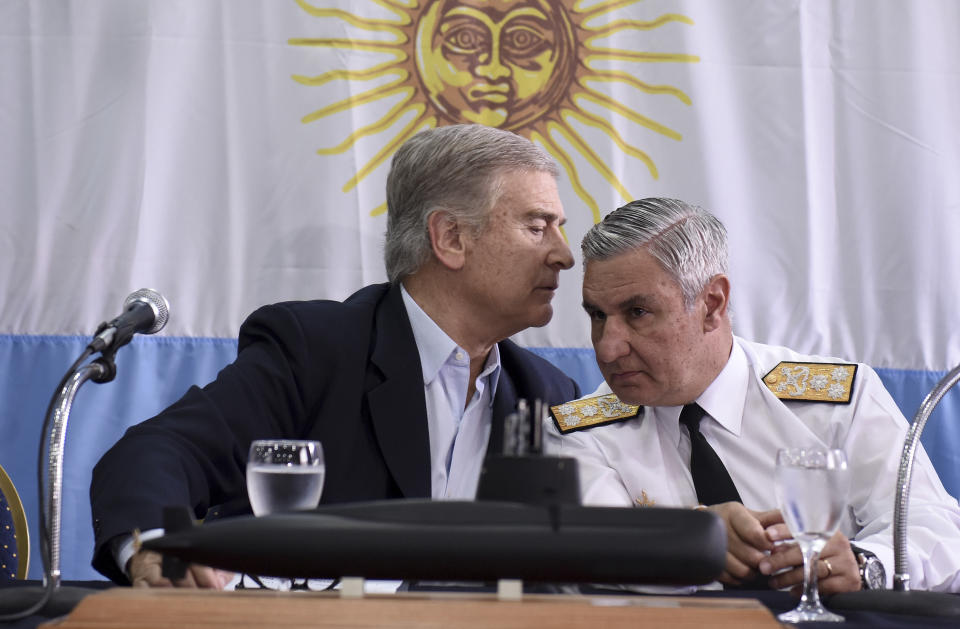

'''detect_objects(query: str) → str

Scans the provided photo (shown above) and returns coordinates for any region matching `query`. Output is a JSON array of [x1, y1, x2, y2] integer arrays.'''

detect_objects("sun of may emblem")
[[289, 0, 698, 219]]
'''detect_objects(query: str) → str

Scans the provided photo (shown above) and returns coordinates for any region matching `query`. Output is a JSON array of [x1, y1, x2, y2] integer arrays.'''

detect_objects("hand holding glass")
[[774, 447, 850, 623], [247, 440, 325, 516]]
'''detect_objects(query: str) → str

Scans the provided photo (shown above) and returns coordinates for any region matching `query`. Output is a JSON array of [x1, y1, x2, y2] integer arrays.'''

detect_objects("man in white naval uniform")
[[546, 197, 960, 594]]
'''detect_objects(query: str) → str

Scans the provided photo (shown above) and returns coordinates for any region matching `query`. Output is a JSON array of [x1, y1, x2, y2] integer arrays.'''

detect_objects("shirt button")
[[455, 352, 464, 362]]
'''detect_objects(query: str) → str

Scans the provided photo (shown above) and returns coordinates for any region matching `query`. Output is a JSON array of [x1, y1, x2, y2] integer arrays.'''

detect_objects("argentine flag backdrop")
[[1, 0, 959, 580]]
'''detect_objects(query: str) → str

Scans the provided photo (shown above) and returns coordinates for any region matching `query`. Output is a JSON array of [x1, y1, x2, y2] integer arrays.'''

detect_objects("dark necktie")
[[678, 403, 742, 506]]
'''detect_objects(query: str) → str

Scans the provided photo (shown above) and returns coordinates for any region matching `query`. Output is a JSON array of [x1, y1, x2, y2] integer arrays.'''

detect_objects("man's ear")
[[701, 274, 730, 332], [427, 210, 466, 271]]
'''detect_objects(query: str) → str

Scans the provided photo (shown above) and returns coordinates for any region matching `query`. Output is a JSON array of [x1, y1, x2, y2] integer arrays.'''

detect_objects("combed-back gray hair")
[[582, 198, 728, 308], [384, 124, 559, 283]]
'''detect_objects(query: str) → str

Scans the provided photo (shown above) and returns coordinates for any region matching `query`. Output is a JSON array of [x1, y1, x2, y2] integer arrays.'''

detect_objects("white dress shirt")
[[401, 285, 500, 500], [546, 336, 960, 592]]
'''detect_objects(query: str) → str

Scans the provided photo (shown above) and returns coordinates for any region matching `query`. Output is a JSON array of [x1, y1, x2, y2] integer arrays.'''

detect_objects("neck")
[[402, 271, 498, 368], [404, 271, 500, 410]]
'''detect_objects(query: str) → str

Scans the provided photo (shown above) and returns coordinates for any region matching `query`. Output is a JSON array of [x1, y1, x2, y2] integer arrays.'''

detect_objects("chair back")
[[0, 463, 29, 580]]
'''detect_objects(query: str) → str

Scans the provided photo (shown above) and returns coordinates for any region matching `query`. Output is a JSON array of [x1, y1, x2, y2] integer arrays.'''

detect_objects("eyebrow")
[[525, 209, 566, 226], [582, 295, 653, 313]]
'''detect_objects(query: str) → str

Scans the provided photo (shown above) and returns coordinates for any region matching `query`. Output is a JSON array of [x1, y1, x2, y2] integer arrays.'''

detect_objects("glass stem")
[[799, 542, 822, 608]]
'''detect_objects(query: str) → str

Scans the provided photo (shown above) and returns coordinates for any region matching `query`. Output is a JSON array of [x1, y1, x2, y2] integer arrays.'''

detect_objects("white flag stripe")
[[2, 0, 960, 580]]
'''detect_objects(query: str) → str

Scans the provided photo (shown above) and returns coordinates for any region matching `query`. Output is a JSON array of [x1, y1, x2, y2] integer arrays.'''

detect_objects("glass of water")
[[774, 447, 851, 623], [247, 439, 325, 516]]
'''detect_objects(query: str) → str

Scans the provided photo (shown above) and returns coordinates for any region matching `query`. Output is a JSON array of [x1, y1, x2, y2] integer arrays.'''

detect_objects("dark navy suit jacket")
[[90, 282, 580, 582]]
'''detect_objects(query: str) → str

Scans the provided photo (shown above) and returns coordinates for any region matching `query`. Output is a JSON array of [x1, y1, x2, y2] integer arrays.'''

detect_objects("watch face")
[[864, 559, 886, 590]]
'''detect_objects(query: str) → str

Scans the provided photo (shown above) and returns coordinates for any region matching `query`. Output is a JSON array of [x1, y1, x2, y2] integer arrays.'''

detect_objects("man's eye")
[[630, 308, 648, 318], [587, 310, 606, 321]]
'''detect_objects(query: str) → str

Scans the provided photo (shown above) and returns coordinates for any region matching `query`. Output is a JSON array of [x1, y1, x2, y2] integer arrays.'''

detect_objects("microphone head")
[[123, 288, 170, 334]]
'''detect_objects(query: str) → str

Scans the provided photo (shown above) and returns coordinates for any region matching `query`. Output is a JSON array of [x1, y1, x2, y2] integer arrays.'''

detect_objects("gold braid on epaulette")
[[762, 361, 858, 403], [550, 394, 640, 434]]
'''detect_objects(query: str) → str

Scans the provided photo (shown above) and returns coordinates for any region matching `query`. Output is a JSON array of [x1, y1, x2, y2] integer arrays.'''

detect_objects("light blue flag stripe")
[[1, 335, 959, 580]]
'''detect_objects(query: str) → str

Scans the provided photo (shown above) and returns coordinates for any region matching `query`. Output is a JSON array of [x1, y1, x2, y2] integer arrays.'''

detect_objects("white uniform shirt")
[[401, 286, 500, 500], [545, 337, 960, 592]]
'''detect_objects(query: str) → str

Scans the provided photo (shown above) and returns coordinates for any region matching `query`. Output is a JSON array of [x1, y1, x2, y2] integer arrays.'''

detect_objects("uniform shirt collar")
[[695, 338, 749, 437]]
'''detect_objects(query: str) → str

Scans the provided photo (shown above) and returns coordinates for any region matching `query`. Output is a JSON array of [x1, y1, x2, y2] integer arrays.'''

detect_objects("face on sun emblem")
[[415, 0, 576, 129]]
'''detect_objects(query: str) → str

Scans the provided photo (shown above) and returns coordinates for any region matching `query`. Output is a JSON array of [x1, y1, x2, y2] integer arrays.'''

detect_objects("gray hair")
[[581, 197, 728, 308], [384, 124, 559, 283]]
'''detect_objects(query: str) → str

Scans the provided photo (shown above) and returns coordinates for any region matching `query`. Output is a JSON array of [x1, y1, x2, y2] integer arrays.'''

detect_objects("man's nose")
[[594, 316, 630, 364], [547, 226, 574, 270]]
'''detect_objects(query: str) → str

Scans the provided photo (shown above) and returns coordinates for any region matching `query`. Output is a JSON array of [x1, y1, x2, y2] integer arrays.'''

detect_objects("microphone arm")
[[45, 360, 110, 587], [830, 362, 960, 617], [893, 362, 960, 591]]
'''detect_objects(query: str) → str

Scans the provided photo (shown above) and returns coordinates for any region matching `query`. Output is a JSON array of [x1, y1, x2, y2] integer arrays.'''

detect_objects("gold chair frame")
[[0, 463, 29, 579]]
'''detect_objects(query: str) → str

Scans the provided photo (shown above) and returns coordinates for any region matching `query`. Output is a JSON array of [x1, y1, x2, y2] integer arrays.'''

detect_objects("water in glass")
[[246, 440, 325, 516], [774, 447, 850, 623]]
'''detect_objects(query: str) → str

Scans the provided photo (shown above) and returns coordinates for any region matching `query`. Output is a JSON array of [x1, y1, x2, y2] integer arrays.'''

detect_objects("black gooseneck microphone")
[[88, 288, 170, 353], [0, 289, 170, 622]]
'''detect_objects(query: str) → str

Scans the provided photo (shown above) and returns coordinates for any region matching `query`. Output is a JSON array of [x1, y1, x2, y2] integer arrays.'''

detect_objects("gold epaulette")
[[550, 394, 641, 434], [762, 361, 858, 403]]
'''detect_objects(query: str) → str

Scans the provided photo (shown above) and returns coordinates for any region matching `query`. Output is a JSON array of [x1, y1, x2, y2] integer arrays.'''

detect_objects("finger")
[[768, 557, 834, 590], [130, 551, 172, 588], [769, 561, 818, 590], [753, 509, 784, 528], [723, 552, 761, 583], [759, 542, 803, 577], [188, 565, 228, 589], [728, 508, 774, 553], [769, 566, 804, 590], [215, 570, 237, 589], [764, 523, 793, 544]]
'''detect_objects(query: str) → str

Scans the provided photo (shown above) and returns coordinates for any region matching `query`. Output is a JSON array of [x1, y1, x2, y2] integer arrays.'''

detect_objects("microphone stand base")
[[0, 584, 99, 618], [829, 589, 960, 617]]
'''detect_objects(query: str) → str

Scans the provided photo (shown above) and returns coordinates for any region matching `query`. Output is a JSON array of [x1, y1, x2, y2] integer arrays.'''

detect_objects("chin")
[[602, 378, 649, 406], [527, 305, 554, 328]]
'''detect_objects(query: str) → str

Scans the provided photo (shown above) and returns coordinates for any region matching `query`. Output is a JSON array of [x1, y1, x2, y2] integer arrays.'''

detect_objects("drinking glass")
[[774, 447, 851, 623], [239, 440, 325, 591], [246, 439, 325, 516]]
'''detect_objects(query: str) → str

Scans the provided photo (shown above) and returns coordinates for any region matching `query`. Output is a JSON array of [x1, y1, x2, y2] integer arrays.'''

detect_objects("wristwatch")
[[851, 544, 886, 590]]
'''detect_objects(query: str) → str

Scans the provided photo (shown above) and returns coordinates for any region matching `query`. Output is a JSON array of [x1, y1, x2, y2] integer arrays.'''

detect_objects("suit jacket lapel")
[[489, 367, 517, 457], [366, 283, 432, 498]]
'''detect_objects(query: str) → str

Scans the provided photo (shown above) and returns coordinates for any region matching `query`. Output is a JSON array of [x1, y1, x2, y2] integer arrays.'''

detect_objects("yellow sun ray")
[[583, 69, 691, 104], [292, 0, 699, 223], [547, 120, 632, 201], [577, 87, 682, 141], [343, 111, 436, 193], [584, 46, 700, 63], [532, 130, 600, 223], [296, 0, 412, 24], [585, 15, 695, 39], [318, 101, 426, 156], [561, 108, 658, 179], [293, 63, 407, 87], [288, 38, 408, 50], [294, 6, 410, 29], [382, 0, 418, 9], [302, 80, 412, 124]]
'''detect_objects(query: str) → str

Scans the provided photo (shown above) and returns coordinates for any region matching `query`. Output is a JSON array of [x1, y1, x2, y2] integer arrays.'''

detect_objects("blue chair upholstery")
[[0, 464, 29, 580]]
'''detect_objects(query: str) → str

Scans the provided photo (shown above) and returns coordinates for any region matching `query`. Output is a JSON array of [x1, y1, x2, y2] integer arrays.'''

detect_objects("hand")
[[128, 549, 234, 589], [706, 502, 781, 586], [759, 529, 861, 595]]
